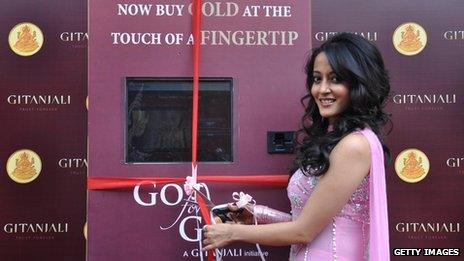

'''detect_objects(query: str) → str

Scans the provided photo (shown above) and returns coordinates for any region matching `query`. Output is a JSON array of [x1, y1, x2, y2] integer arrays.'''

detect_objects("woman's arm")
[[203, 132, 371, 250], [254, 205, 292, 224], [225, 203, 291, 225], [219, 203, 291, 225]]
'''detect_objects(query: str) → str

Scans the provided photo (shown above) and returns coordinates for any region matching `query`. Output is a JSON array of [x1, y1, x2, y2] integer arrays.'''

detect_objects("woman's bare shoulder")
[[332, 131, 370, 158]]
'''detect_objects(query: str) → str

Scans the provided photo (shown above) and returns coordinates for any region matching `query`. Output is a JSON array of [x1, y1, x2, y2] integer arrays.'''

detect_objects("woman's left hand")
[[202, 223, 234, 251]]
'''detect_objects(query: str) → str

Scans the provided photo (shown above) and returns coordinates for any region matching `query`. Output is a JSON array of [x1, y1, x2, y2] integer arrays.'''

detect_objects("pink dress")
[[286, 129, 390, 260]]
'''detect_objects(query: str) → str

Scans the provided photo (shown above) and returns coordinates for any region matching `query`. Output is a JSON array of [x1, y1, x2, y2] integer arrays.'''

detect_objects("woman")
[[202, 33, 391, 260]]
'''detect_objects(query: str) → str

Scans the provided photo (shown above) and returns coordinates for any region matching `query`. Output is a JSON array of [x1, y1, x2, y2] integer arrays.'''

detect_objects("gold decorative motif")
[[401, 151, 425, 179], [6, 149, 42, 184], [395, 148, 430, 183], [13, 152, 37, 178], [8, 22, 44, 56], [83, 222, 88, 240], [393, 22, 427, 56], [398, 25, 422, 52]]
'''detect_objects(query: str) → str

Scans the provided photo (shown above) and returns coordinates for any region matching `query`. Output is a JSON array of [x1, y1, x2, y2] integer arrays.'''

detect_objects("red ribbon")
[[87, 175, 288, 190], [190, 0, 214, 257], [195, 192, 212, 224], [192, 0, 201, 167]]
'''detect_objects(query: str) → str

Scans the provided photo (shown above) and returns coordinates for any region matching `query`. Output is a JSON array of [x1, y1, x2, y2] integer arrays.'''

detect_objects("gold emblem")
[[393, 22, 427, 56], [83, 222, 88, 240], [6, 149, 42, 183], [395, 148, 430, 183], [8, 22, 44, 56]]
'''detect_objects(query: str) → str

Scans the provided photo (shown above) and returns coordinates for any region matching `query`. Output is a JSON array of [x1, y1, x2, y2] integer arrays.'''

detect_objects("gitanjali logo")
[[392, 94, 457, 104], [446, 157, 463, 168], [58, 157, 87, 175], [395, 222, 461, 233], [392, 93, 457, 111], [7, 94, 71, 105], [3, 222, 69, 240], [7, 94, 71, 112], [133, 182, 206, 242], [443, 30, 464, 40], [314, 31, 378, 41], [58, 158, 87, 168], [3, 222, 69, 234], [60, 32, 88, 42], [447, 156, 463, 174], [395, 221, 462, 241], [58, 157, 87, 174], [60, 32, 88, 48]]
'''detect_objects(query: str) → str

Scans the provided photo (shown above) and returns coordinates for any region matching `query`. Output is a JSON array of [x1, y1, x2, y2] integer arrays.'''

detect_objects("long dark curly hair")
[[292, 33, 391, 177]]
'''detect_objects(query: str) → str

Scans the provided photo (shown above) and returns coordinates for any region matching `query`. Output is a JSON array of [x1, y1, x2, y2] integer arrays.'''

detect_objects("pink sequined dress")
[[286, 129, 390, 260]]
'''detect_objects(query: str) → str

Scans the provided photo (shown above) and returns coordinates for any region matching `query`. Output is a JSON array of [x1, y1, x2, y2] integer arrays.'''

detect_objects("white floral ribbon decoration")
[[184, 165, 201, 195], [232, 191, 255, 208]]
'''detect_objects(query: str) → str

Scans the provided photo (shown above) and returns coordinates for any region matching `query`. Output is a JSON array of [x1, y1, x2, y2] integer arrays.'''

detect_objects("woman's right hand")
[[202, 223, 234, 251]]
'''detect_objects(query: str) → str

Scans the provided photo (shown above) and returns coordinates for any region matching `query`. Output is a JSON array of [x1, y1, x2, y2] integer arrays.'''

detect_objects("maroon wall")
[[2, 0, 462, 260], [0, 0, 87, 260]]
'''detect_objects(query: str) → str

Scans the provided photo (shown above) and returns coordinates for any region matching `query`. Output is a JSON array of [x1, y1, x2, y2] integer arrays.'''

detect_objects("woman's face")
[[311, 52, 350, 124]]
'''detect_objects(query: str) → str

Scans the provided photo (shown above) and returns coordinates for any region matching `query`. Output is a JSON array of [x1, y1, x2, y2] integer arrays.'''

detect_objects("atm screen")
[[125, 77, 232, 163]]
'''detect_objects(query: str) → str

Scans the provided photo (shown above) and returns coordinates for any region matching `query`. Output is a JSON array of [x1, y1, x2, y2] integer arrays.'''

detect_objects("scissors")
[[194, 189, 240, 224]]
